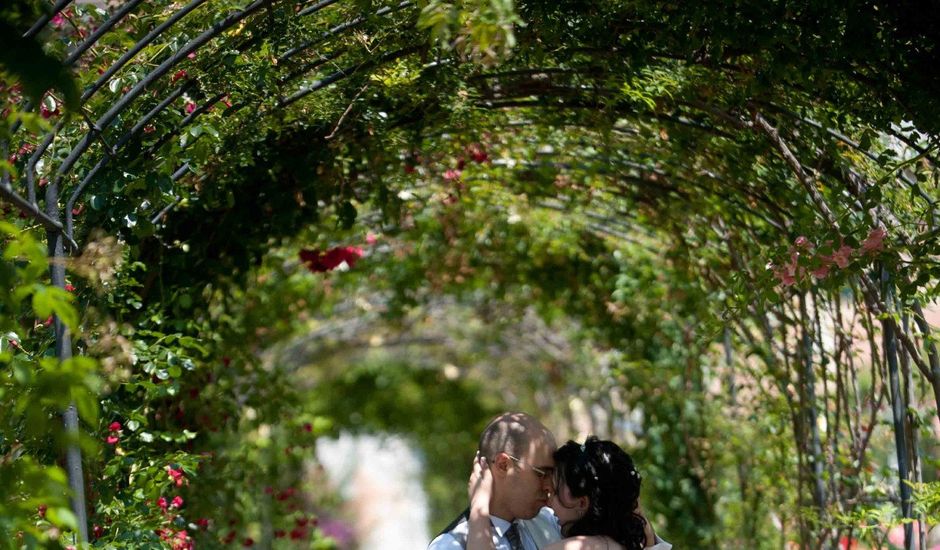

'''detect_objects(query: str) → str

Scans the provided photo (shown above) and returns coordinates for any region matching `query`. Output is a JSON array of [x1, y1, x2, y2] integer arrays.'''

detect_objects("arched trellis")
[[2, 0, 939, 546]]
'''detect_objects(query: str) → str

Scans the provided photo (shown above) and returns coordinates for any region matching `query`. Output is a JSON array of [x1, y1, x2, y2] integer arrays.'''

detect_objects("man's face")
[[503, 432, 556, 520]]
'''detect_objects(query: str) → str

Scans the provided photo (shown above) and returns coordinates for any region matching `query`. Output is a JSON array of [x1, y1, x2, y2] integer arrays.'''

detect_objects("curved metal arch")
[[26, 0, 418, 236]]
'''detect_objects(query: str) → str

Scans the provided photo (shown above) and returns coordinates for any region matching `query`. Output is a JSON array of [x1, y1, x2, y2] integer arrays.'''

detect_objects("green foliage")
[[0, 222, 98, 548], [1, 0, 939, 547]]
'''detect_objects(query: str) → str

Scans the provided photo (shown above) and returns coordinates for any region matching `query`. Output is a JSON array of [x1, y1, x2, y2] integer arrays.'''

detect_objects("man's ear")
[[491, 452, 512, 476]]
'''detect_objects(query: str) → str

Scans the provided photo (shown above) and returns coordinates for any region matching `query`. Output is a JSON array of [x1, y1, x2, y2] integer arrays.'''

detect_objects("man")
[[429, 412, 560, 550]]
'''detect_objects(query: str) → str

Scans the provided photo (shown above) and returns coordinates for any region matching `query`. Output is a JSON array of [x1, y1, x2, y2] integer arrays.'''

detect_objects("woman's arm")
[[466, 454, 497, 550]]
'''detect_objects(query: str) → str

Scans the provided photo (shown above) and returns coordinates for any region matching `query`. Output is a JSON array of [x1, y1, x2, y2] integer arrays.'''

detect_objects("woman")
[[467, 436, 668, 550]]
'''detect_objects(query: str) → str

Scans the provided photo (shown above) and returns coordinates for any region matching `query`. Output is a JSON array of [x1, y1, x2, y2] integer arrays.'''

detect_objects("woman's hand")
[[467, 452, 496, 550], [468, 452, 493, 515]]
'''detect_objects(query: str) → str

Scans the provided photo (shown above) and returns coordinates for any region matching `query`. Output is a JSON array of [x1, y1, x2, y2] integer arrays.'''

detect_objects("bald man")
[[429, 412, 561, 550]]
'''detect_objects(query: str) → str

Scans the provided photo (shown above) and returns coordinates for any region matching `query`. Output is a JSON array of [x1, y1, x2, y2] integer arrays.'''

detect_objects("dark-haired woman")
[[467, 437, 670, 550]]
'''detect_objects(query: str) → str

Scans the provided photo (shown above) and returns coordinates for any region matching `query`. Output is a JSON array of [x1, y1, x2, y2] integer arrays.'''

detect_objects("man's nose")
[[541, 477, 554, 492]]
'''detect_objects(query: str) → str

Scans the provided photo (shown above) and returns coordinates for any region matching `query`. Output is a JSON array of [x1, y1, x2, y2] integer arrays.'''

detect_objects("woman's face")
[[548, 480, 585, 528]]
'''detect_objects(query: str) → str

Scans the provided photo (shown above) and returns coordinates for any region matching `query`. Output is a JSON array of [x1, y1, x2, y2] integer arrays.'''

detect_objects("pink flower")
[[37, 504, 47, 519], [860, 227, 886, 254], [812, 264, 831, 279], [443, 169, 461, 181], [187, 51, 197, 59], [106, 435, 119, 445], [184, 102, 196, 115], [51, 13, 66, 27], [170, 496, 183, 509], [794, 236, 813, 249], [157, 497, 168, 511], [774, 264, 797, 287], [365, 232, 378, 245], [829, 245, 853, 269], [65, 283, 76, 292], [171, 70, 188, 83], [109, 421, 121, 432]]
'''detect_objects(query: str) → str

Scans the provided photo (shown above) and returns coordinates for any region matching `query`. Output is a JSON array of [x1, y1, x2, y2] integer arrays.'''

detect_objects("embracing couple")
[[429, 412, 671, 550]]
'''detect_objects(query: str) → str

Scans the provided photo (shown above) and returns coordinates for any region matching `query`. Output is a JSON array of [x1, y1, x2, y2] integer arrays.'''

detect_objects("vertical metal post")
[[45, 182, 88, 543], [799, 294, 826, 525], [881, 267, 911, 550]]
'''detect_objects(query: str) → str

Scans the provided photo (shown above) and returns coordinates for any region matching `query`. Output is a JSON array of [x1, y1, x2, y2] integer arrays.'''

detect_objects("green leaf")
[[71, 388, 99, 425], [31, 285, 78, 331]]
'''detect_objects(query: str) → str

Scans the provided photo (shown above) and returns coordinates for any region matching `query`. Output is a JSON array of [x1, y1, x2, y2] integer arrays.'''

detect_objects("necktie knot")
[[505, 522, 524, 550]]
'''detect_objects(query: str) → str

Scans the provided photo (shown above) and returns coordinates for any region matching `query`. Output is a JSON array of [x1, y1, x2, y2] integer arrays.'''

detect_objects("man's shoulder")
[[520, 506, 562, 546], [428, 518, 469, 549]]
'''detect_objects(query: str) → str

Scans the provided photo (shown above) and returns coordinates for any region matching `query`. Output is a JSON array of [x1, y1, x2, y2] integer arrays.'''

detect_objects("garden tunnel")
[[1, 0, 940, 547]]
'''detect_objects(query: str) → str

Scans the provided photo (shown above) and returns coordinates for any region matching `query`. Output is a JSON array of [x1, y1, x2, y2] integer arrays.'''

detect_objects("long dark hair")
[[553, 436, 647, 550]]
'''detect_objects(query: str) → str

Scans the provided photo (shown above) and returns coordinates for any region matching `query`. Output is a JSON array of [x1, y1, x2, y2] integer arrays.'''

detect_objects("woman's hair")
[[553, 436, 647, 550]]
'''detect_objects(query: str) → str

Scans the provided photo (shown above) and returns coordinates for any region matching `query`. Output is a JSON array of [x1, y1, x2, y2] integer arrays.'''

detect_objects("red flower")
[[299, 246, 363, 273], [296, 517, 309, 527], [109, 421, 121, 432], [467, 143, 488, 163], [171, 495, 184, 509], [106, 435, 119, 445], [275, 487, 296, 501], [167, 466, 185, 486], [222, 95, 233, 108], [157, 497, 168, 511], [44, 316, 53, 327], [51, 12, 67, 27], [92, 524, 104, 539], [303, 423, 312, 433], [40, 103, 60, 119], [196, 518, 209, 529], [143, 124, 156, 134], [37, 504, 47, 519], [171, 70, 188, 83], [243, 538, 254, 547], [71, 204, 84, 216], [184, 102, 196, 115], [65, 283, 76, 292], [274, 529, 286, 538], [289, 527, 308, 540], [403, 164, 416, 174]]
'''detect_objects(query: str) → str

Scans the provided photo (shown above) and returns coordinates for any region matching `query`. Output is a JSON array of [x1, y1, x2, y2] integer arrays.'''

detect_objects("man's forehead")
[[523, 432, 556, 463]]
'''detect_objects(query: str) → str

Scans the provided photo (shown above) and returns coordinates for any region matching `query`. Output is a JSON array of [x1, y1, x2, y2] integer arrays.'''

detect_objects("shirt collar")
[[489, 514, 513, 539]]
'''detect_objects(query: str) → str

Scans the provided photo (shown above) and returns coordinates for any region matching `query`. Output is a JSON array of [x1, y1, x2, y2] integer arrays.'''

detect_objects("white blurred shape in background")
[[317, 432, 430, 549]]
